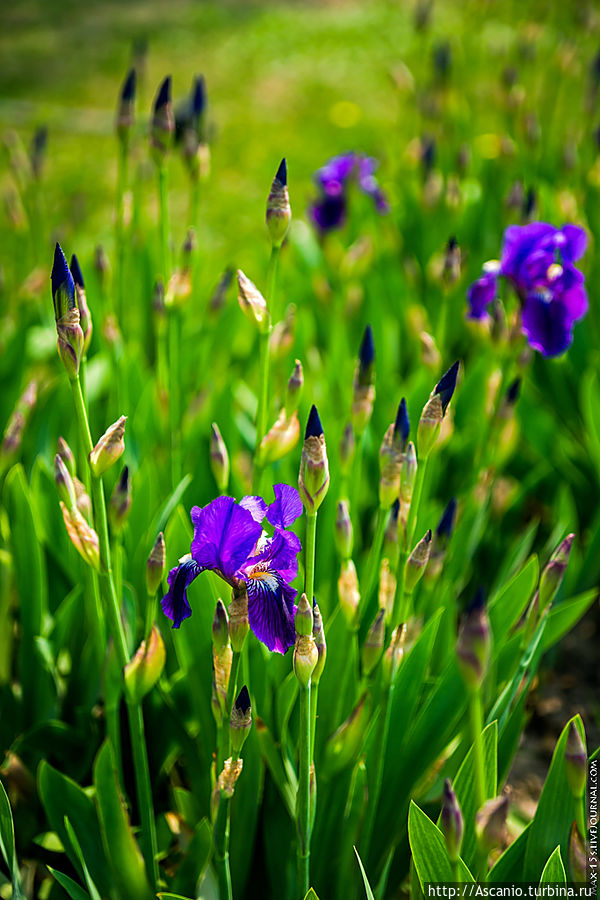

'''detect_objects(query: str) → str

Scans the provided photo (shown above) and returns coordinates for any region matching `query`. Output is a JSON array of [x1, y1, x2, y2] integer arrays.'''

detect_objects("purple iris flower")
[[161, 483, 303, 654], [310, 152, 389, 233], [466, 222, 588, 357]]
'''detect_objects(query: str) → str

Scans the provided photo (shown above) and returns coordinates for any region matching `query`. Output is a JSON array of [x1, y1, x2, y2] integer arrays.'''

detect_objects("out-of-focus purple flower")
[[466, 222, 588, 357], [161, 484, 303, 654], [310, 152, 389, 233]]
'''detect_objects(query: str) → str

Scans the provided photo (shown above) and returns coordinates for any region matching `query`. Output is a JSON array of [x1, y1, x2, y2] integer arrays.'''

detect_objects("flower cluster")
[[467, 222, 588, 357], [161, 483, 303, 654], [310, 152, 389, 233]]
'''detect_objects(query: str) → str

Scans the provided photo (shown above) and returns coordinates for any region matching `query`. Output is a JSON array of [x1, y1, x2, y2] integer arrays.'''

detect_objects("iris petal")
[[246, 570, 296, 654], [191, 496, 262, 580], [522, 292, 573, 357], [266, 483, 303, 530], [161, 559, 201, 628], [239, 495, 268, 523]]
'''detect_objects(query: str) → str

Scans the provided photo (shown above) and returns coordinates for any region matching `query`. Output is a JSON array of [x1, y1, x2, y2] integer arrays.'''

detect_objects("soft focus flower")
[[310, 152, 389, 233], [466, 222, 588, 357], [161, 484, 303, 654]]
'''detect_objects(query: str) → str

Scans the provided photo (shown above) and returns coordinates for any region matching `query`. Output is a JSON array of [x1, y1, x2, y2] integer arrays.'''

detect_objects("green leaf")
[[93, 740, 154, 900], [171, 818, 211, 897], [38, 760, 111, 898], [63, 818, 102, 900], [353, 846, 375, 900], [304, 890, 320, 900], [539, 846, 567, 884], [488, 823, 531, 882], [408, 801, 474, 885], [439, 721, 497, 871], [488, 556, 538, 645], [157, 894, 195, 900], [522, 716, 585, 881], [0, 777, 24, 900], [542, 590, 598, 651], [47, 867, 90, 900]]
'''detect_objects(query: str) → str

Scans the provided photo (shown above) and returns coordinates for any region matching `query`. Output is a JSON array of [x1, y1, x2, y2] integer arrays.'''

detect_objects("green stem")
[[304, 512, 317, 604], [116, 141, 129, 324], [69, 375, 158, 891], [406, 454, 428, 551], [126, 698, 159, 888], [251, 246, 279, 494], [360, 683, 392, 861], [297, 683, 311, 898], [390, 455, 428, 630], [350, 431, 365, 523], [158, 164, 170, 284], [390, 549, 408, 631], [218, 651, 241, 773], [469, 688, 486, 815], [214, 788, 233, 900], [168, 308, 182, 488], [360, 504, 388, 624]]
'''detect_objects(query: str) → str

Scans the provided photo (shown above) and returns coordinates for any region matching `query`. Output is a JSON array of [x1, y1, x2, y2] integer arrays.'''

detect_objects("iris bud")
[[51, 243, 83, 378], [569, 822, 587, 883], [237, 269, 269, 333], [335, 500, 353, 560], [339, 423, 355, 479], [565, 721, 587, 800], [298, 405, 329, 513], [381, 623, 405, 685], [379, 423, 402, 509], [362, 609, 385, 676], [312, 602, 326, 685], [70, 254, 92, 354], [89, 416, 126, 477], [285, 359, 303, 417], [60, 502, 100, 570], [404, 529, 432, 593], [146, 532, 166, 595], [116, 68, 136, 147], [212, 598, 230, 651], [539, 534, 574, 609], [266, 158, 291, 248], [109, 466, 131, 534], [324, 693, 371, 775], [338, 559, 360, 629], [210, 423, 230, 493], [229, 581, 250, 652], [54, 453, 77, 508], [294, 594, 318, 687], [456, 588, 492, 690], [475, 795, 509, 853], [124, 625, 166, 703], [351, 325, 376, 435], [150, 76, 174, 164], [230, 685, 252, 756], [418, 361, 459, 457], [440, 779, 464, 864], [378, 558, 396, 622], [57, 436, 76, 478], [258, 409, 300, 465]]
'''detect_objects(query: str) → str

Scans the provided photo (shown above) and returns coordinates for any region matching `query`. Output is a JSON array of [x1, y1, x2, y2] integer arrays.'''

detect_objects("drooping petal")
[[161, 559, 201, 628], [467, 271, 497, 319], [553, 264, 588, 323], [243, 530, 300, 583], [191, 496, 261, 580], [522, 291, 574, 357], [266, 483, 303, 531], [239, 495, 268, 523], [310, 191, 347, 232], [246, 570, 296, 654], [560, 224, 587, 262]]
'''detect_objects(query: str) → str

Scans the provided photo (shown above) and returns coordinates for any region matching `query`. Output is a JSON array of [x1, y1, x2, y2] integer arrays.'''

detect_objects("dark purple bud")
[[51, 243, 75, 319], [70, 253, 84, 289], [154, 75, 171, 112], [404, 529, 432, 593], [421, 134, 437, 174], [234, 684, 251, 717], [275, 157, 287, 186], [212, 598, 229, 650], [565, 721, 587, 799], [305, 404, 323, 439], [151, 76, 174, 161], [440, 779, 464, 863], [335, 500, 353, 559], [435, 360, 460, 414], [539, 534, 574, 608], [122, 68, 136, 102], [456, 587, 491, 690], [394, 397, 410, 451], [230, 684, 252, 755], [505, 377, 521, 406], [432, 40, 452, 81], [522, 187, 536, 222], [191, 74, 206, 118], [436, 498, 457, 539], [358, 324, 375, 382]]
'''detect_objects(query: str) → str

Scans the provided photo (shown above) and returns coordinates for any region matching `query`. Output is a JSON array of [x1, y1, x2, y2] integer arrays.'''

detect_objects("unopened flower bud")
[[378, 558, 397, 621], [383, 499, 400, 565], [338, 559, 360, 629], [456, 588, 491, 690], [379, 422, 403, 509], [404, 530, 432, 593], [73, 477, 92, 521], [381, 623, 406, 685], [324, 693, 371, 775], [539, 534, 574, 609], [352, 325, 376, 435], [230, 685, 252, 755], [270, 304, 295, 359], [229, 581, 250, 652], [427, 497, 457, 580], [51, 243, 83, 378], [335, 500, 353, 560], [212, 598, 230, 651], [339, 423, 355, 478], [294, 594, 318, 686], [237, 269, 269, 333], [124, 625, 166, 703], [109, 466, 131, 533], [89, 415, 126, 477], [258, 410, 300, 465], [299, 405, 329, 512], [285, 359, 303, 417], [295, 592, 314, 636], [210, 423, 229, 493], [565, 721, 587, 799], [362, 609, 385, 676], [418, 361, 459, 458], [54, 453, 77, 507], [218, 756, 244, 798], [57, 437, 75, 478], [116, 68, 136, 147], [146, 532, 166, 595], [60, 502, 100, 570], [150, 76, 174, 163], [441, 779, 464, 863], [312, 602, 326, 684], [266, 158, 291, 248], [70, 253, 92, 354], [399, 441, 417, 533], [475, 795, 509, 853]]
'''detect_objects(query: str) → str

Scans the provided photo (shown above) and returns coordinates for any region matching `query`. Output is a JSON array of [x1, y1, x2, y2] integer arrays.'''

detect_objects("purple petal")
[[161, 560, 201, 628], [191, 496, 262, 580], [243, 530, 300, 583], [500, 222, 556, 284], [560, 224, 587, 262], [266, 483, 303, 530], [467, 271, 497, 319], [522, 292, 574, 357], [246, 572, 296, 654], [239, 495, 268, 523], [310, 193, 347, 232], [554, 265, 588, 322], [317, 153, 356, 186]]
